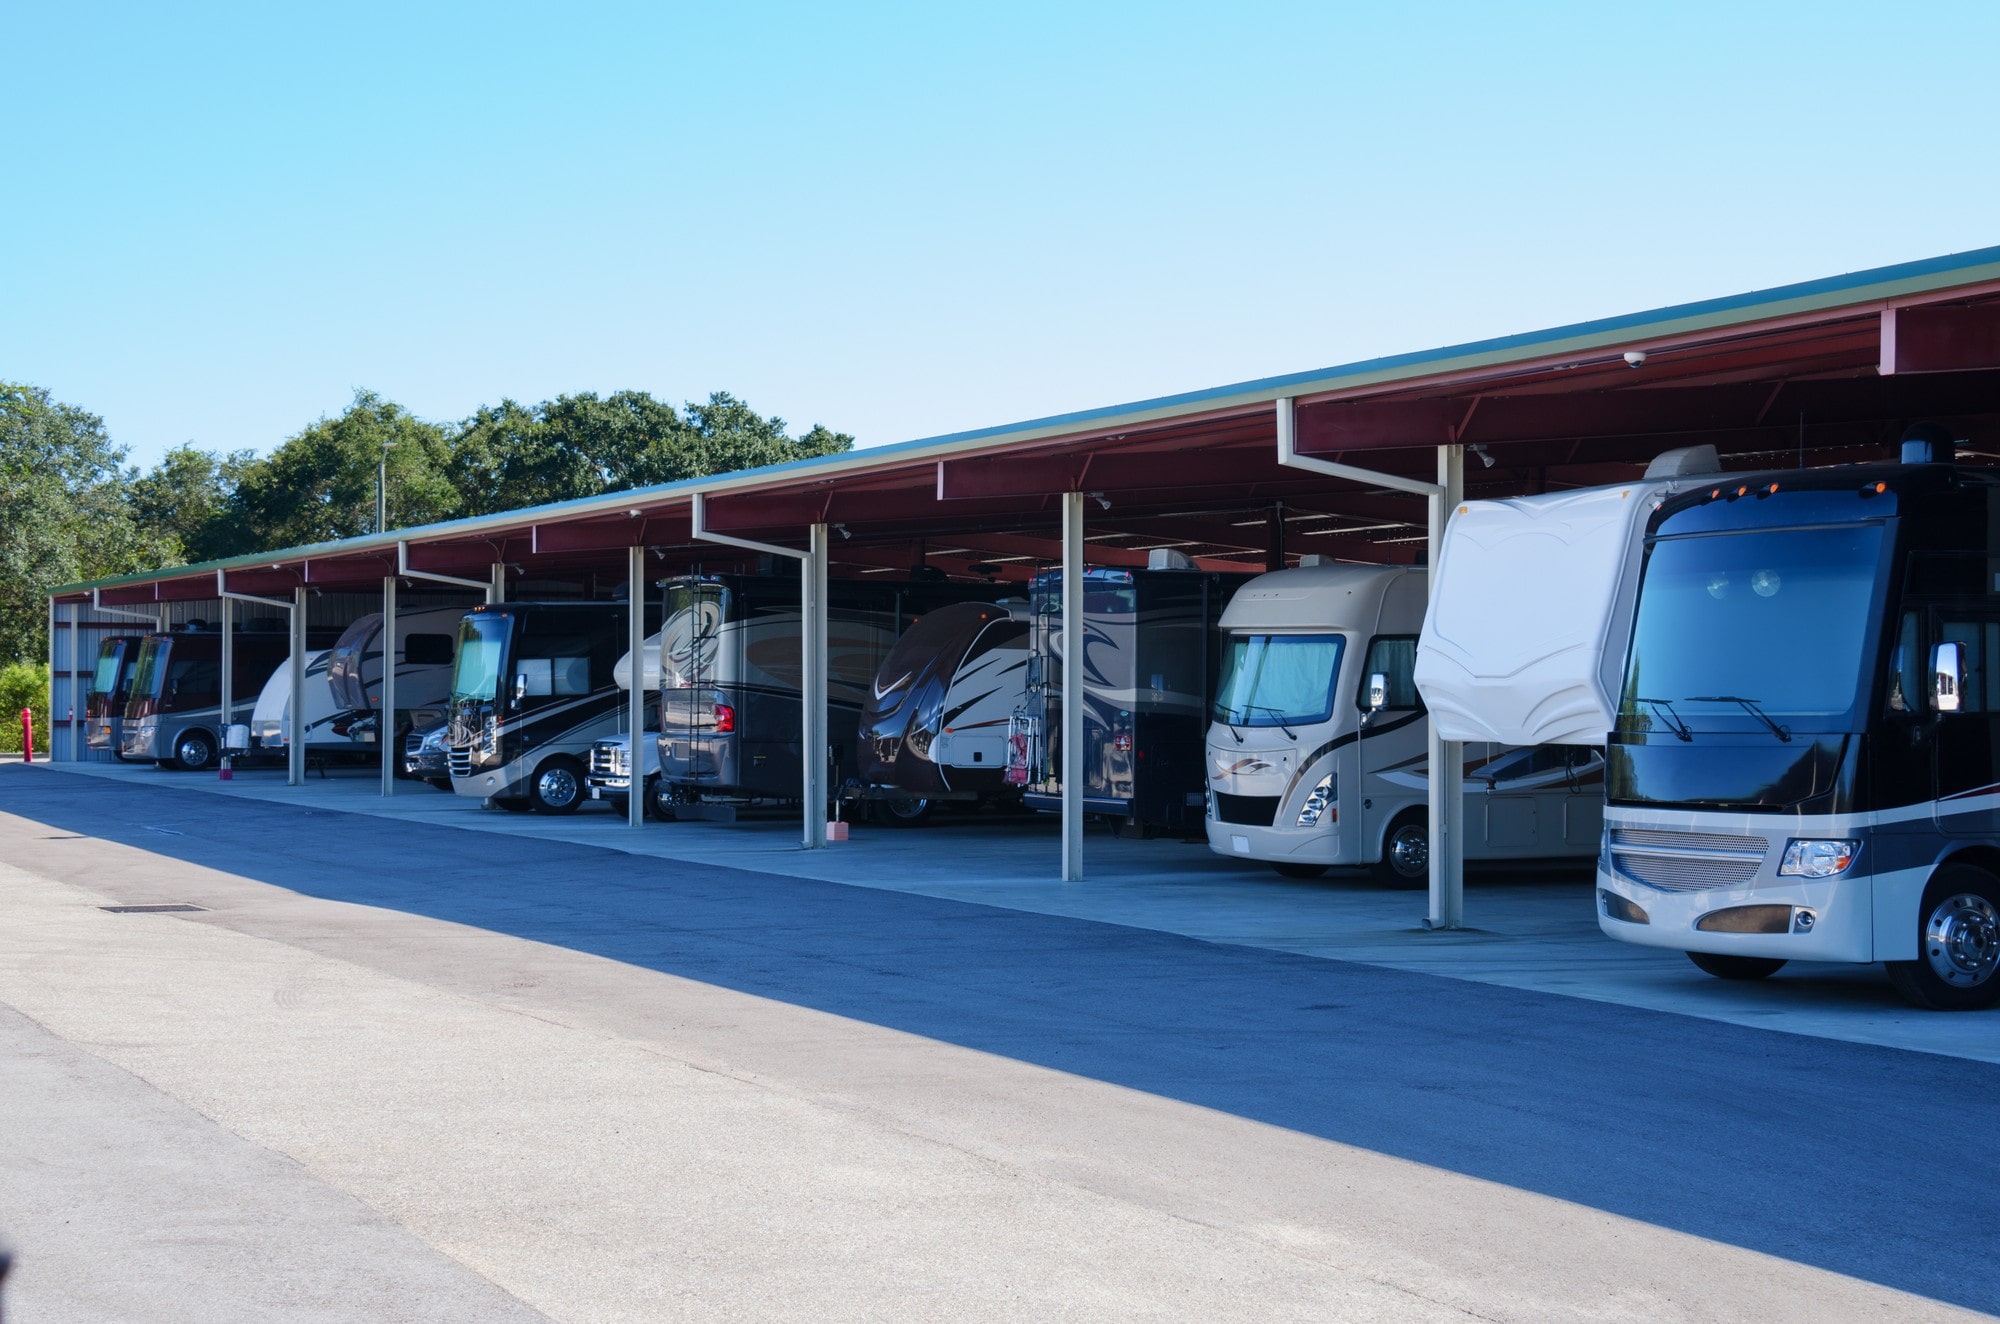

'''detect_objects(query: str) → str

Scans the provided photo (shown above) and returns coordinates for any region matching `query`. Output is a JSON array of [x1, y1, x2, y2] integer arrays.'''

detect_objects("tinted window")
[[1213, 634, 1344, 726], [1358, 636, 1422, 711]]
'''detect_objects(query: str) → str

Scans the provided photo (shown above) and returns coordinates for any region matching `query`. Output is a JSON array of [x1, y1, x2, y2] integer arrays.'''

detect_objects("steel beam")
[[490, 564, 506, 604], [803, 524, 829, 849], [627, 545, 647, 829], [219, 594, 234, 760], [1061, 490, 1084, 882], [288, 588, 307, 787], [1426, 446, 1467, 930], [380, 575, 397, 797], [1275, 397, 1443, 498], [1882, 303, 2000, 375]]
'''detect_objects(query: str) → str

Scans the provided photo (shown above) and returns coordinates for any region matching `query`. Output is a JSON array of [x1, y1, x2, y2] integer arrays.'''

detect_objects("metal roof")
[[53, 241, 2000, 601]]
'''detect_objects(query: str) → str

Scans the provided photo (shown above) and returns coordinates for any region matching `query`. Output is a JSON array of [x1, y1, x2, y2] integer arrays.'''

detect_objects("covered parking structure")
[[50, 243, 2000, 926]]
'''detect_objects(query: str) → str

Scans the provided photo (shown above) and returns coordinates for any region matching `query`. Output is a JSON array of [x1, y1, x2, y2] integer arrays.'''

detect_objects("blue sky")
[[7, 1, 1997, 470]]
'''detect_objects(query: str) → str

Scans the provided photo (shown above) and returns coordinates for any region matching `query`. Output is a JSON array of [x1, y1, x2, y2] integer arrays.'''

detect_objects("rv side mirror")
[[1367, 673, 1389, 713], [1934, 642, 1965, 713], [513, 672, 528, 705]]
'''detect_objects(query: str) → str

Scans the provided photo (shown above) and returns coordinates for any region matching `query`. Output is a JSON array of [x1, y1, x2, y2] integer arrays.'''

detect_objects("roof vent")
[[1296, 554, 1328, 568], [1643, 444, 1721, 479], [1147, 549, 1195, 571]]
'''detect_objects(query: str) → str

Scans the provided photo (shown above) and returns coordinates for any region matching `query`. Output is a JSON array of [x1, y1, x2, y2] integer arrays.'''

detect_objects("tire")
[[1886, 864, 2000, 1011], [1686, 951, 1787, 981], [875, 795, 932, 827], [1272, 863, 1328, 880], [1373, 811, 1429, 889], [170, 730, 217, 772], [649, 777, 681, 820], [528, 756, 586, 815]]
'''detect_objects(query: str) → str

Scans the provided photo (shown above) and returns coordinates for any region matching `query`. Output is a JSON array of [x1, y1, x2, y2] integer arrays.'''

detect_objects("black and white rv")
[[446, 602, 652, 814], [857, 600, 1031, 817], [325, 608, 466, 753]]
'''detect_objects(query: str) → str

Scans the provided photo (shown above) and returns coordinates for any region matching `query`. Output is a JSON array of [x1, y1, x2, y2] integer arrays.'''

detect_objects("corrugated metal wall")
[[47, 591, 479, 762]]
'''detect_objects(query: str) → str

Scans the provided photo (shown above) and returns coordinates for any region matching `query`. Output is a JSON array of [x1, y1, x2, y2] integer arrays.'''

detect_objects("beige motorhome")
[[1204, 562, 1602, 884]]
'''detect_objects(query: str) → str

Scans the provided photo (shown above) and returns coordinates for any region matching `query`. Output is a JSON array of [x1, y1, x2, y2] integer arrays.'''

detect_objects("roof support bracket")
[[214, 570, 294, 613], [397, 542, 492, 592], [1275, 398, 1443, 497], [88, 590, 166, 625], [690, 492, 808, 562]]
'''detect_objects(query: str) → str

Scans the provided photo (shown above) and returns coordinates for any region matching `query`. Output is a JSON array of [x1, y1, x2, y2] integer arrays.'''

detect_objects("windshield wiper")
[[1241, 704, 1298, 739], [1631, 696, 1693, 742], [1686, 695, 1792, 743]]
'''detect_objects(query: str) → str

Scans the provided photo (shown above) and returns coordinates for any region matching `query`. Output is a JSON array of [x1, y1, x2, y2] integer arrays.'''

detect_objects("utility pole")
[[377, 439, 398, 533]]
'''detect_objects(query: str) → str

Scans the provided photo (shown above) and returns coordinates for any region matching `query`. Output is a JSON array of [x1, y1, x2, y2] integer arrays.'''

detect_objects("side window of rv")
[[1357, 636, 1423, 711], [1888, 612, 1922, 713], [517, 632, 594, 698]]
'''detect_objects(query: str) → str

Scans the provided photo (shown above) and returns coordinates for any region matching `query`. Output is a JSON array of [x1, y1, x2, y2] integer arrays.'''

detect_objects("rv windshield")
[[660, 583, 728, 688], [1213, 634, 1345, 727], [91, 643, 124, 696], [1621, 524, 1885, 732], [130, 641, 169, 699], [451, 615, 510, 701]]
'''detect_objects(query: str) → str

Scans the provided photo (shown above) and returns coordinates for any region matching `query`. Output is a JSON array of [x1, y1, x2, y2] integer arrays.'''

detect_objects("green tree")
[[128, 443, 259, 563], [230, 389, 459, 547], [0, 382, 175, 663], [449, 389, 854, 514]]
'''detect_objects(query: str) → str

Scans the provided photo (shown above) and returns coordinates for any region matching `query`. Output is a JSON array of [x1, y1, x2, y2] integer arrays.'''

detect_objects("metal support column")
[[687, 493, 825, 849], [288, 588, 307, 787], [380, 575, 397, 796], [490, 564, 506, 604], [219, 594, 235, 755], [44, 597, 56, 761], [1061, 490, 1085, 882], [68, 603, 81, 760], [1426, 445, 1467, 930], [802, 524, 828, 849], [627, 545, 647, 829]]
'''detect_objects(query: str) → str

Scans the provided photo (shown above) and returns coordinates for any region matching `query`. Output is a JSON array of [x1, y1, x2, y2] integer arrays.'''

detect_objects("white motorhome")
[[1205, 562, 1602, 884], [1418, 440, 2000, 1010]]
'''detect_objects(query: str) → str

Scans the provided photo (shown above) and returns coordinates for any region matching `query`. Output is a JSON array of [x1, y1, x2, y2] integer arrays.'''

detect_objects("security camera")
[[1623, 350, 1647, 368]]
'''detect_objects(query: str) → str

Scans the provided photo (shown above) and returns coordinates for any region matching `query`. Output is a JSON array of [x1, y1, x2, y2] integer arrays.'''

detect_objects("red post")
[[20, 708, 33, 763]]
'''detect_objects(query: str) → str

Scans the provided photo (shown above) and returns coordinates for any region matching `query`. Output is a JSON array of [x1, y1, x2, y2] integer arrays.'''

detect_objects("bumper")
[[1204, 816, 1350, 865], [1595, 810, 1876, 963]]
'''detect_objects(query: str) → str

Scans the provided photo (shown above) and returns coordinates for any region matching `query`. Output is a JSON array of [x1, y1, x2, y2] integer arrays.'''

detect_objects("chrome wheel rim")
[[884, 796, 928, 821], [177, 736, 211, 767], [537, 767, 579, 808], [1924, 892, 2000, 987], [1389, 826, 1428, 878]]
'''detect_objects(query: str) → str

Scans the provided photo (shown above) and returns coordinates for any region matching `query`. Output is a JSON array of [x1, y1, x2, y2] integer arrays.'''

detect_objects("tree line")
[[0, 382, 853, 664]]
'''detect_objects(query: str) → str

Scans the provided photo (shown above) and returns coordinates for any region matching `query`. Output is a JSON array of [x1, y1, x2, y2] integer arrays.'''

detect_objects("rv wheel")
[[1886, 864, 2000, 1010], [171, 731, 217, 772], [876, 796, 932, 827], [529, 756, 586, 815], [649, 778, 682, 820], [1686, 951, 1787, 981], [1373, 812, 1428, 889]]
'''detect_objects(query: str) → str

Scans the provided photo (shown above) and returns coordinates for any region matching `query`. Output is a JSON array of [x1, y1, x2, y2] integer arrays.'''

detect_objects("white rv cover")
[[1415, 486, 1659, 746], [611, 631, 665, 692]]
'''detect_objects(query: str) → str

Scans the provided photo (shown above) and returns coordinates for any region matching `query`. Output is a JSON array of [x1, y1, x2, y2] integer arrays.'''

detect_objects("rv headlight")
[[1296, 774, 1337, 828], [1778, 839, 1859, 878]]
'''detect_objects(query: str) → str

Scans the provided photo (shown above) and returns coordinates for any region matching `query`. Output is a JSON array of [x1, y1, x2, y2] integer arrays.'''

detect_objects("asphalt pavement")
[[1, 764, 1994, 1321]]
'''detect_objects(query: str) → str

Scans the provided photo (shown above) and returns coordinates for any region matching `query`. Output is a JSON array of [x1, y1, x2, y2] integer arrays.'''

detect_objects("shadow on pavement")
[[4, 765, 1995, 1313]]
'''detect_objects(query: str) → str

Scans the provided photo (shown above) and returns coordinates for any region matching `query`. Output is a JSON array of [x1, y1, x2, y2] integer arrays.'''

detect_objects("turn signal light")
[[713, 703, 736, 734]]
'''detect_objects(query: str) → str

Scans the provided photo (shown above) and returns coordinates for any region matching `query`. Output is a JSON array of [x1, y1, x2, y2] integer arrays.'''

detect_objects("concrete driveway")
[[2, 764, 1995, 1321]]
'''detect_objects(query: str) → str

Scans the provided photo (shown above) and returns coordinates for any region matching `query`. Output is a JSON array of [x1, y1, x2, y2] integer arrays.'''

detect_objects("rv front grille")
[[448, 749, 472, 778], [1609, 828, 1766, 892], [1213, 793, 1282, 827]]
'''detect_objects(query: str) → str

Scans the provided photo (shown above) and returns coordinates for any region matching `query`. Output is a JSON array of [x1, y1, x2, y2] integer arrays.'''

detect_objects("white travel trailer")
[[324, 608, 467, 750], [248, 649, 341, 759], [1205, 561, 1603, 884]]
